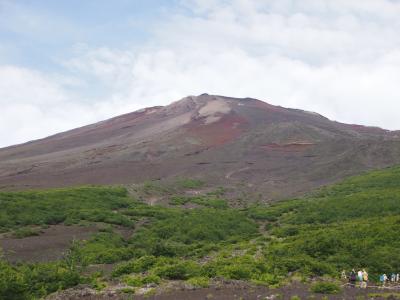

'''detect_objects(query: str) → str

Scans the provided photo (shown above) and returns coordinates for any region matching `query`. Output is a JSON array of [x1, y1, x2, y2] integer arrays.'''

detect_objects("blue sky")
[[1, 0, 400, 147], [0, 0, 175, 69]]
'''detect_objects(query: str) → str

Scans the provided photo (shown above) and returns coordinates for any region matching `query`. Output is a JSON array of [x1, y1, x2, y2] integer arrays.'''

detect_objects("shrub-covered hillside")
[[1, 167, 400, 299], [249, 166, 400, 279]]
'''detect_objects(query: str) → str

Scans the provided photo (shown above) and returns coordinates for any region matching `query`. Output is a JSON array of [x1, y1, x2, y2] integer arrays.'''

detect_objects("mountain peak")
[[1, 94, 399, 201]]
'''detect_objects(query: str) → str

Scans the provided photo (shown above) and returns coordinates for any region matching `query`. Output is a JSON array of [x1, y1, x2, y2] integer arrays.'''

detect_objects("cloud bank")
[[1, 0, 400, 147]]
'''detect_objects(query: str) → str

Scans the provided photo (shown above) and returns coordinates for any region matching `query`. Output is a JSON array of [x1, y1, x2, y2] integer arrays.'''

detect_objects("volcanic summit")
[[1, 94, 400, 200]]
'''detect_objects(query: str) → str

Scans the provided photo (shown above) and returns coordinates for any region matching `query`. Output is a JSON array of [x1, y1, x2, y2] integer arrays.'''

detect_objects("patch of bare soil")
[[0, 224, 98, 263]]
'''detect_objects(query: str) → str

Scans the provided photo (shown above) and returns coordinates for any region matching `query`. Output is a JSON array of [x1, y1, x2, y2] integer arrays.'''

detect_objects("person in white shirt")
[[357, 270, 363, 287]]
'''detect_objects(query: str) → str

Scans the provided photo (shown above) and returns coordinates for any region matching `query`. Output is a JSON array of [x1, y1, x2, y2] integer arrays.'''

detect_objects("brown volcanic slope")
[[1, 94, 400, 200]]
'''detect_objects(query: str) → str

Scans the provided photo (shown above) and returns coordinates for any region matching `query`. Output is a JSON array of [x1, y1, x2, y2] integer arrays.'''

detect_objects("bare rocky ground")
[[46, 281, 398, 300], [2, 94, 400, 201]]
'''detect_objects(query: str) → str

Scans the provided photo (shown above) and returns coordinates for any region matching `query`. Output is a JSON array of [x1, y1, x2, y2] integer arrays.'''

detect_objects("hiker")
[[341, 270, 347, 280], [397, 273, 400, 283], [391, 273, 396, 283], [381, 274, 388, 286], [349, 269, 357, 287], [357, 270, 363, 287], [361, 269, 368, 289]]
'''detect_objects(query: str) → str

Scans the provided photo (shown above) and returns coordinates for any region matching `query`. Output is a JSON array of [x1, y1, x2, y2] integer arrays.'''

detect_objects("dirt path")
[[47, 282, 394, 300], [225, 167, 251, 179], [134, 285, 384, 300]]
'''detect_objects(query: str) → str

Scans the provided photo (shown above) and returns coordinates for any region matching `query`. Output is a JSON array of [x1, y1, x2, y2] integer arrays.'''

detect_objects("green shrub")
[[186, 276, 210, 288], [310, 282, 341, 294], [0, 186, 132, 231], [123, 273, 161, 287], [0, 257, 82, 300], [202, 254, 265, 281], [0, 260, 28, 300], [123, 275, 143, 287], [112, 256, 157, 277], [153, 259, 201, 280], [170, 195, 228, 209], [129, 209, 258, 257], [253, 273, 280, 286], [12, 227, 40, 238], [142, 274, 161, 285], [79, 232, 133, 264], [120, 287, 135, 294]]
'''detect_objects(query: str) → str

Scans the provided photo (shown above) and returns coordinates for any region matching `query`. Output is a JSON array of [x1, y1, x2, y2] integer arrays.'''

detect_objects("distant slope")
[[1, 93, 400, 200]]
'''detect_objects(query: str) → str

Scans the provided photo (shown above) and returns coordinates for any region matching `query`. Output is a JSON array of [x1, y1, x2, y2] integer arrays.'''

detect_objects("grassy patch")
[[12, 227, 40, 238], [186, 276, 210, 288], [310, 282, 341, 294], [0, 186, 133, 231], [169, 195, 228, 209]]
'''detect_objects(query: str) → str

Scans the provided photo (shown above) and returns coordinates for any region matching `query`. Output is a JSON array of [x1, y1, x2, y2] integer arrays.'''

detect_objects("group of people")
[[342, 269, 369, 288], [379, 273, 400, 286], [341, 269, 400, 288]]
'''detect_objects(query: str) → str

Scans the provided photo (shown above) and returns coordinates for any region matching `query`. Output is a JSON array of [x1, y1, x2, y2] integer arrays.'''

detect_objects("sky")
[[1, 0, 400, 147]]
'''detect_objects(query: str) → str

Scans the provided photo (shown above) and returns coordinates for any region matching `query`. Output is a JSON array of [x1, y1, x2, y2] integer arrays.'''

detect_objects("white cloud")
[[0, 66, 95, 147], [1, 0, 400, 147], [65, 0, 400, 129]]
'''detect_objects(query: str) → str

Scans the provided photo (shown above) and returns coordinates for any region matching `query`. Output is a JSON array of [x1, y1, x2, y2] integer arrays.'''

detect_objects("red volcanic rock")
[[1, 94, 400, 201], [186, 113, 248, 147]]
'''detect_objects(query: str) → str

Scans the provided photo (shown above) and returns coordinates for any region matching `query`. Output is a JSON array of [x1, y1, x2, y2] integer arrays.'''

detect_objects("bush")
[[153, 259, 201, 280], [310, 282, 341, 294], [0, 260, 28, 300], [123, 275, 143, 287], [79, 232, 134, 264], [221, 264, 253, 280], [129, 209, 258, 257], [123, 274, 161, 287], [253, 273, 280, 286], [169, 195, 228, 209], [142, 274, 161, 285], [0, 186, 133, 231], [112, 256, 157, 277], [12, 227, 40, 238], [186, 276, 210, 288], [120, 287, 135, 294], [202, 255, 265, 281], [0, 257, 82, 300]]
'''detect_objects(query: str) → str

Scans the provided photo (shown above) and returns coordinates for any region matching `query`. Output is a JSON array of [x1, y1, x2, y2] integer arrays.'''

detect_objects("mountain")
[[1, 93, 400, 200]]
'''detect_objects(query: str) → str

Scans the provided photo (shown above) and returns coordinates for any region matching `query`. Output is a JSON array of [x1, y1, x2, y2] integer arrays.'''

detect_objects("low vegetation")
[[0, 186, 133, 232], [310, 282, 341, 294], [1, 167, 400, 298], [0, 253, 81, 300]]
